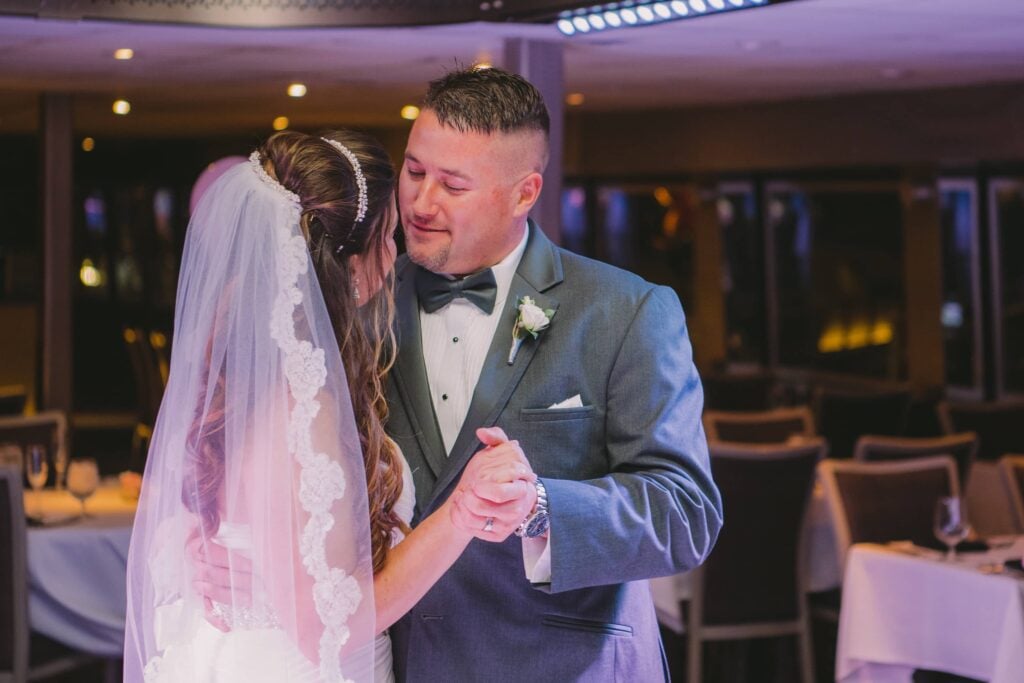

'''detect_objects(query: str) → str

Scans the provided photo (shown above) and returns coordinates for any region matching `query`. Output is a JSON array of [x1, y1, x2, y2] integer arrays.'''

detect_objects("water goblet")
[[933, 495, 970, 561], [66, 458, 100, 517], [24, 445, 48, 517], [53, 446, 68, 491]]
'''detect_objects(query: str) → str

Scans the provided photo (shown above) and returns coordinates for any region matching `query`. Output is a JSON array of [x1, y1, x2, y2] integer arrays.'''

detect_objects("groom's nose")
[[411, 178, 441, 218]]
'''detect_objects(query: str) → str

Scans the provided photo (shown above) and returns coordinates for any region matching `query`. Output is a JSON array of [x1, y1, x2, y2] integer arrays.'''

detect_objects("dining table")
[[836, 539, 1024, 683], [24, 481, 137, 658]]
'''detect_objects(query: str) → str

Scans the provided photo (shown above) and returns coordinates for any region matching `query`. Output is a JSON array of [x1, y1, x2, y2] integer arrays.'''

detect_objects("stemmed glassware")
[[53, 446, 68, 491], [24, 445, 48, 517], [66, 458, 100, 517], [933, 495, 971, 561]]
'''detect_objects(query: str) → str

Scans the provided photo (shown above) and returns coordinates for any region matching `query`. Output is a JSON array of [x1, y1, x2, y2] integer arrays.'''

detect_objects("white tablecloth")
[[25, 483, 136, 657], [652, 482, 839, 633], [836, 541, 1024, 683]]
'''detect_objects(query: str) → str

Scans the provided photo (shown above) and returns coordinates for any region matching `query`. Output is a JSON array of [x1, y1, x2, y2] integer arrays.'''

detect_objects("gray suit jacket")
[[387, 222, 722, 682]]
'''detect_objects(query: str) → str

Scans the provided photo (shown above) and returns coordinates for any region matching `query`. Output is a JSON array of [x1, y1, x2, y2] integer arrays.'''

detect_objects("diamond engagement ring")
[[482, 517, 495, 533]]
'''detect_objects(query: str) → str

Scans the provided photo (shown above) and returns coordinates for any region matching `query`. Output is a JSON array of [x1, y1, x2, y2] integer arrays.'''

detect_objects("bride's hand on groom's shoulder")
[[448, 428, 538, 542]]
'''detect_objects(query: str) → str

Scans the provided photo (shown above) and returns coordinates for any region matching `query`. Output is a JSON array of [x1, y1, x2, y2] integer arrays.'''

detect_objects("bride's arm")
[[372, 428, 538, 633]]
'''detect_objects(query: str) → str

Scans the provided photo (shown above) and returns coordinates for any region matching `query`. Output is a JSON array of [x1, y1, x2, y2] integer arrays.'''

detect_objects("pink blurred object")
[[189, 155, 247, 214]]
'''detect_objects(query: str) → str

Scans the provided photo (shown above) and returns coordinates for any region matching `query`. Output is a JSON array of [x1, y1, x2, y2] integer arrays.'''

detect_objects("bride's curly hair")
[[183, 130, 404, 573]]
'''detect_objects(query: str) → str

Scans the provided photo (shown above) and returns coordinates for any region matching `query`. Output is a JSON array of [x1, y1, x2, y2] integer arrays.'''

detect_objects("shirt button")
[[442, 394, 449, 401], [452, 337, 459, 343]]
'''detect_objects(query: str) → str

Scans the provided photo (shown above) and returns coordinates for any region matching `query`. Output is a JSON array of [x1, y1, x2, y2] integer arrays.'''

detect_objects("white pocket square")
[[548, 394, 583, 410]]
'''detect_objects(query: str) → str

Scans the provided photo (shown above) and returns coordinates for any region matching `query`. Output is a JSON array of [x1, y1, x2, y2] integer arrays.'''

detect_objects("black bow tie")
[[415, 267, 498, 315]]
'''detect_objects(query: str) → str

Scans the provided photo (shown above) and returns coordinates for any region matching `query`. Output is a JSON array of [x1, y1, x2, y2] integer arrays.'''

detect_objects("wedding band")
[[483, 517, 495, 533]]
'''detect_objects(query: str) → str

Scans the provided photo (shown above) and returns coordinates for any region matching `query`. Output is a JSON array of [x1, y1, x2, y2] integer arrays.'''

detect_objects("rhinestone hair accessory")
[[321, 137, 368, 254]]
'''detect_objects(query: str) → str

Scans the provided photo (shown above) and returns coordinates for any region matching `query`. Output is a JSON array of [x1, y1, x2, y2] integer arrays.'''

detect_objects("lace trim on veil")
[[251, 152, 364, 682]]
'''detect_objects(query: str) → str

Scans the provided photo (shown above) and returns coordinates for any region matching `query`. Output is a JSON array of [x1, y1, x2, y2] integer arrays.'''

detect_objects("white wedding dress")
[[143, 449, 415, 683]]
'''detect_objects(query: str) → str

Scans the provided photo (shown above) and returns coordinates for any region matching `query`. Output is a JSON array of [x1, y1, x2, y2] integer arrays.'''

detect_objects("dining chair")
[[0, 387, 27, 418], [852, 432, 978, 488], [0, 466, 98, 683], [812, 386, 912, 459], [685, 439, 825, 683], [938, 400, 1024, 462], [701, 370, 775, 412], [703, 406, 816, 445], [998, 455, 1024, 532], [0, 414, 68, 486], [818, 455, 960, 574]]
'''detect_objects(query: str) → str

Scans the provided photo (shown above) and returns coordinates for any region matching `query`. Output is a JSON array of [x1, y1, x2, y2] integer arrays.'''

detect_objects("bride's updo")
[[185, 131, 402, 573]]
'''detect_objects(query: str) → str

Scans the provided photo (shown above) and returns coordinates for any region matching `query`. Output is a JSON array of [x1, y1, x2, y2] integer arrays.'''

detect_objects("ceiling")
[[1, 0, 1023, 135]]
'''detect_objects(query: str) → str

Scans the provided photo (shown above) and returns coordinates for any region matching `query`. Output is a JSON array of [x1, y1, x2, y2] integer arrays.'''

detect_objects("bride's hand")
[[186, 526, 254, 632], [448, 427, 538, 541]]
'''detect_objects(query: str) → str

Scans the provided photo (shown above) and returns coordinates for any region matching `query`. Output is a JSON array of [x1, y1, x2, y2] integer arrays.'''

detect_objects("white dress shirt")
[[418, 226, 551, 583]]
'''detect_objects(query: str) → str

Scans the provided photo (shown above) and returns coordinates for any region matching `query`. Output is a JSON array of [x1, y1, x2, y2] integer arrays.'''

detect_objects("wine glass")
[[934, 496, 971, 561], [52, 446, 68, 491], [66, 458, 100, 517], [24, 445, 48, 517]]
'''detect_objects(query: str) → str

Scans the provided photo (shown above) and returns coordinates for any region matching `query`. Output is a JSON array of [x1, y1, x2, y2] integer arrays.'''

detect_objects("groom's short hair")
[[423, 66, 550, 140]]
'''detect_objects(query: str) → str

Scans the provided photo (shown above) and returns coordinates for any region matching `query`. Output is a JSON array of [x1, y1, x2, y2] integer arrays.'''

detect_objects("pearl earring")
[[353, 275, 361, 302]]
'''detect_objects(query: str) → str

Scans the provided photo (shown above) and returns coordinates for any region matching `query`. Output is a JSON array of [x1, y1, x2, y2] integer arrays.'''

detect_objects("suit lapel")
[[426, 222, 564, 510], [392, 260, 448, 479]]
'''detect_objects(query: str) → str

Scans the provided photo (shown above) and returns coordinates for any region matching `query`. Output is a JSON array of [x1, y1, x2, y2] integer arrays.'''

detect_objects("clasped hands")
[[448, 426, 539, 542]]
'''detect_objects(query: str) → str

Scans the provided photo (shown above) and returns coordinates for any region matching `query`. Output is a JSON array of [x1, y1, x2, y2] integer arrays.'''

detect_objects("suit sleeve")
[[540, 285, 723, 594]]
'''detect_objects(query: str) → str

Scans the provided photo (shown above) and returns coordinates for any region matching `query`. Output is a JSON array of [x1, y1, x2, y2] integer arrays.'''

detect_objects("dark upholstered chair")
[[686, 440, 825, 683], [704, 407, 815, 445], [1, 466, 99, 683], [998, 455, 1024, 533], [0, 388, 27, 418], [853, 432, 978, 489], [702, 371, 775, 412], [813, 387, 912, 459], [939, 401, 1024, 462], [818, 455, 959, 573]]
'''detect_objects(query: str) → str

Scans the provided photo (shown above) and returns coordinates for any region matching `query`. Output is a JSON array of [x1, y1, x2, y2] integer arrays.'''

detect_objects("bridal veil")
[[124, 155, 376, 681]]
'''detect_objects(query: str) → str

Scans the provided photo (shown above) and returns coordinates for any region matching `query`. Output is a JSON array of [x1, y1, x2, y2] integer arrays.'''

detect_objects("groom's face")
[[399, 109, 543, 275]]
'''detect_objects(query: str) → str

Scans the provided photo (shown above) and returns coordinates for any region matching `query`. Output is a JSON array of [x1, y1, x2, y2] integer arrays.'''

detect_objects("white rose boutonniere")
[[508, 296, 555, 365]]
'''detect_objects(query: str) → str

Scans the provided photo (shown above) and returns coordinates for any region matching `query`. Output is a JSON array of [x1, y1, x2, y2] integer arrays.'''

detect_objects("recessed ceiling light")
[[81, 137, 95, 152], [113, 48, 134, 61], [112, 99, 131, 115], [401, 105, 421, 121], [287, 83, 307, 98], [566, 93, 585, 106], [272, 116, 289, 131]]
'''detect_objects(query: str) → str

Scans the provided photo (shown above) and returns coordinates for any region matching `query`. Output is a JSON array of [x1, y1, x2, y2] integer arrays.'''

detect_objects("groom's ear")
[[512, 172, 543, 219]]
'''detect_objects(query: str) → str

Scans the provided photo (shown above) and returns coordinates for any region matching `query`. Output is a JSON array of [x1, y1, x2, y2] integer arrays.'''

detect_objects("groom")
[[386, 66, 723, 681]]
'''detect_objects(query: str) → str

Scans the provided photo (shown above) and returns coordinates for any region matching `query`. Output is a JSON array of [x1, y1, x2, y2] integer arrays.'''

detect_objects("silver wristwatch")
[[515, 478, 549, 538]]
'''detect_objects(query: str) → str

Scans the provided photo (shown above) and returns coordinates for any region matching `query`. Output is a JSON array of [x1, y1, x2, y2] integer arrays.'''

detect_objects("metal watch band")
[[515, 478, 549, 538]]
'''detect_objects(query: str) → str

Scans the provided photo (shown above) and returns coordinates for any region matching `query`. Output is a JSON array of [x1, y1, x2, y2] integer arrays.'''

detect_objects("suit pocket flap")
[[520, 405, 596, 422], [542, 614, 633, 637]]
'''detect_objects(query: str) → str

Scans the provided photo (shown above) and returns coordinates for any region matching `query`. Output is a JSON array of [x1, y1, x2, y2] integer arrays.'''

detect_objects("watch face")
[[525, 513, 549, 538]]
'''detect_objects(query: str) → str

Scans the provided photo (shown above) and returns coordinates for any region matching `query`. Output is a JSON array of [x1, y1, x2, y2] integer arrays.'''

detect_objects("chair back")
[[702, 371, 774, 412], [0, 413, 68, 486], [998, 455, 1024, 532], [123, 327, 165, 427], [853, 432, 978, 487], [694, 440, 824, 627], [939, 401, 1024, 461], [0, 466, 28, 683], [813, 387, 911, 458], [704, 407, 815, 445], [0, 387, 27, 417], [819, 455, 959, 572]]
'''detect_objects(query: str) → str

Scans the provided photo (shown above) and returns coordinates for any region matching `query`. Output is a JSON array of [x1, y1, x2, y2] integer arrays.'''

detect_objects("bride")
[[124, 131, 533, 682]]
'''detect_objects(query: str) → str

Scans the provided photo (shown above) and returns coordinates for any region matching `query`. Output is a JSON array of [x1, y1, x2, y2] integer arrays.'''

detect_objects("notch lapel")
[[425, 222, 563, 511], [391, 260, 448, 479]]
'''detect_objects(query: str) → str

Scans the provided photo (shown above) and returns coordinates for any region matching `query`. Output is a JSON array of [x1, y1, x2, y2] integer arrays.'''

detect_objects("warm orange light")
[[272, 116, 289, 131], [401, 105, 420, 121], [112, 100, 131, 115], [566, 93, 585, 106], [81, 137, 95, 152], [287, 83, 307, 98], [113, 48, 134, 60]]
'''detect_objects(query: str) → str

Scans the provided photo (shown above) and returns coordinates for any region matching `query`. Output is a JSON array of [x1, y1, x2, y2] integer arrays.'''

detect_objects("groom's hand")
[[449, 427, 538, 541]]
